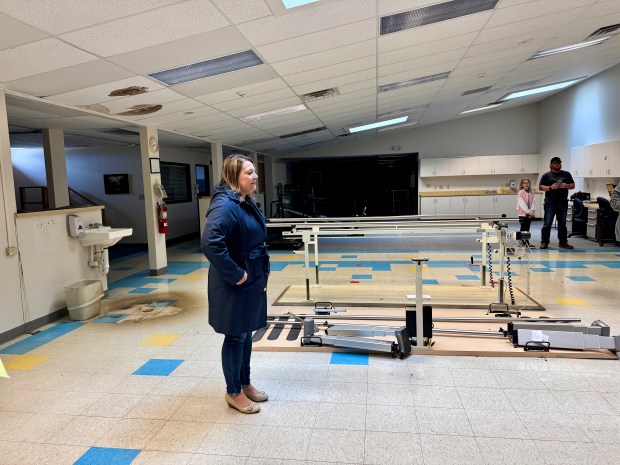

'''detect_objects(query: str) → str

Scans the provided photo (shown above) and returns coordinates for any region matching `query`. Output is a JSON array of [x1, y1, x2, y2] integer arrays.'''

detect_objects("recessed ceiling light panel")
[[460, 103, 502, 114], [529, 37, 610, 60], [149, 50, 263, 86], [240, 104, 307, 122], [379, 72, 451, 93], [500, 78, 584, 101], [348, 116, 408, 133], [282, 0, 320, 9]]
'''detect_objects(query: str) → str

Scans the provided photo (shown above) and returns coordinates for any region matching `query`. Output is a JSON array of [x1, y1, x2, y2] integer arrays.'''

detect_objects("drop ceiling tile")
[[169, 114, 239, 132], [337, 79, 377, 94], [257, 18, 376, 63], [377, 0, 437, 16], [194, 78, 289, 105], [172, 65, 279, 98], [379, 33, 476, 66], [7, 61, 135, 99], [237, 0, 374, 46], [312, 98, 376, 118], [59, 0, 230, 57], [0, 12, 49, 50], [291, 68, 377, 96], [0, 38, 97, 82], [379, 49, 467, 77], [226, 96, 303, 118], [46, 77, 165, 106], [107, 27, 252, 75], [210, 88, 297, 112], [457, 48, 527, 69], [475, 8, 586, 44], [272, 40, 376, 76], [379, 12, 493, 52], [284, 56, 376, 87], [486, 0, 594, 28], [211, 0, 273, 23], [306, 88, 377, 109], [133, 99, 207, 121]]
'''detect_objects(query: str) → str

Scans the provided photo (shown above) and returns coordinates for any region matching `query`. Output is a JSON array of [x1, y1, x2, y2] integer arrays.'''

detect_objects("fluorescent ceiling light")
[[529, 37, 610, 59], [379, 72, 450, 93], [240, 104, 307, 122], [460, 103, 503, 114], [283, 0, 320, 8], [349, 116, 408, 133], [149, 50, 263, 85], [500, 78, 583, 101]]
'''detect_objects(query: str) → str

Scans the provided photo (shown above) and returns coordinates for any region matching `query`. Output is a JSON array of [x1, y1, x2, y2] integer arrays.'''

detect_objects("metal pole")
[[412, 257, 429, 348], [313, 226, 320, 284], [303, 230, 311, 300], [267, 314, 582, 323]]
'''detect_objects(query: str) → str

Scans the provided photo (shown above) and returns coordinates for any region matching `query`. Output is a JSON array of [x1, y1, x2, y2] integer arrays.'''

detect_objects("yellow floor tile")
[[4, 355, 50, 370], [180, 274, 201, 280], [140, 334, 180, 346], [554, 297, 589, 306]]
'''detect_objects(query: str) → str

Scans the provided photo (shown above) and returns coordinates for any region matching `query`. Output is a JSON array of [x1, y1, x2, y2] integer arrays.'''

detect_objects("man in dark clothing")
[[539, 157, 575, 249]]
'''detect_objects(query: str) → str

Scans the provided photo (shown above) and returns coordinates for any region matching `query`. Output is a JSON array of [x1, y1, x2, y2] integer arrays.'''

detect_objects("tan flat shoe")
[[225, 393, 260, 414], [242, 387, 269, 402]]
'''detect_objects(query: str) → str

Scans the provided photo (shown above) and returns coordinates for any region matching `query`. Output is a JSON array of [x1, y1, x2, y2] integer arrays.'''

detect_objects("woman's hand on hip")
[[236, 271, 248, 285]]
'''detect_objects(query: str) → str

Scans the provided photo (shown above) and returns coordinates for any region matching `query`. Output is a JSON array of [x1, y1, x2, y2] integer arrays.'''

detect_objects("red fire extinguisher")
[[157, 202, 168, 234]]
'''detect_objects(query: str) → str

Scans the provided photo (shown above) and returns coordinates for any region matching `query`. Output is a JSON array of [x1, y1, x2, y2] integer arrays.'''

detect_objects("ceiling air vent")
[[109, 86, 148, 97], [379, 72, 450, 93], [586, 23, 620, 39], [301, 88, 340, 103], [462, 86, 491, 96], [280, 127, 327, 139], [380, 0, 499, 35]]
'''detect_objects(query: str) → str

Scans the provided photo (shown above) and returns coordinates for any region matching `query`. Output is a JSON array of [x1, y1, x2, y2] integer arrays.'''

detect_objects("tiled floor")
[[1, 228, 620, 465]]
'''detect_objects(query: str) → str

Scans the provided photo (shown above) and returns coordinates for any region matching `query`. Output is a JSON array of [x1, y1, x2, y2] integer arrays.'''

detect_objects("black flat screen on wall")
[[287, 153, 418, 217]]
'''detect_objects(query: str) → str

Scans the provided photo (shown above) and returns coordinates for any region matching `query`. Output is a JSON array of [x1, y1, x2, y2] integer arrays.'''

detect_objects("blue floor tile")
[[330, 353, 369, 365], [74, 446, 140, 465], [133, 359, 184, 376], [342, 254, 358, 258], [128, 288, 156, 294], [531, 268, 553, 272], [93, 314, 129, 323], [0, 321, 84, 354], [422, 279, 439, 285], [456, 275, 479, 280], [567, 276, 596, 281], [351, 274, 372, 279]]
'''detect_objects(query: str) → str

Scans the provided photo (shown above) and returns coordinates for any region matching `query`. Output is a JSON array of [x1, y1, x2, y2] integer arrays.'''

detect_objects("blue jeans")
[[541, 200, 568, 245], [222, 332, 252, 395]]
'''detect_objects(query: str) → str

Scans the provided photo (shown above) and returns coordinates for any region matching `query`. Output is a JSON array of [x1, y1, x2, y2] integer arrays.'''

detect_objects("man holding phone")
[[539, 157, 576, 249]]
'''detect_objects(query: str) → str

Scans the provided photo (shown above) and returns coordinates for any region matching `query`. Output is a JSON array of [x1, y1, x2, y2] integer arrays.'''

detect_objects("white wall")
[[11, 144, 211, 243], [289, 104, 539, 160], [539, 64, 620, 197]]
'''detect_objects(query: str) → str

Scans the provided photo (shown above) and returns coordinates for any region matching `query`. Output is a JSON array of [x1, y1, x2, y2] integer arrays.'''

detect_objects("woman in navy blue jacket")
[[201, 154, 269, 414]]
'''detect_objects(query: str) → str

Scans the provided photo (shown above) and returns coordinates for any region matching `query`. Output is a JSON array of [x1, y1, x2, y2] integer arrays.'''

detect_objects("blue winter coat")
[[200, 185, 269, 335]]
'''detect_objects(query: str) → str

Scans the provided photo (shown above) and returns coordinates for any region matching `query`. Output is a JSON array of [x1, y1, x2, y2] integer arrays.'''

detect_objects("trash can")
[[64, 280, 103, 320]]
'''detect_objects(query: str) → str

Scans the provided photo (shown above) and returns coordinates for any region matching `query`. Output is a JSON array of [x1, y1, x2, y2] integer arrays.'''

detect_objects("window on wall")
[[161, 162, 191, 204], [195, 164, 211, 196]]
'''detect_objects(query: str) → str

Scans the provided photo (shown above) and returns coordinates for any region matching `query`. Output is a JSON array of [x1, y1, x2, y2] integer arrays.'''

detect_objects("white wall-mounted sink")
[[79, 226, 133, 248]]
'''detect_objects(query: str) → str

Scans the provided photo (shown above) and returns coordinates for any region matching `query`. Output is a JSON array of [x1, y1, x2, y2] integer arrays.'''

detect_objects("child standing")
[[516, 178, 536, 247]]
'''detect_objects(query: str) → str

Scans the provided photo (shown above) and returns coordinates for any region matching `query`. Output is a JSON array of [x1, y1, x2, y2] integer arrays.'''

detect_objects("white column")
[[263, 155, 275, 218], [0, 90, 24, 333], [42, 129, 70, 208], [139, 126, 167, 275], [210, 142, 223, 190]]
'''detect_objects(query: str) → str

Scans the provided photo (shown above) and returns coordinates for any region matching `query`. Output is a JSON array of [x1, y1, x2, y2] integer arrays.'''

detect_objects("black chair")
[[595, 197, 619, 246], [568, 198, 588, 238]]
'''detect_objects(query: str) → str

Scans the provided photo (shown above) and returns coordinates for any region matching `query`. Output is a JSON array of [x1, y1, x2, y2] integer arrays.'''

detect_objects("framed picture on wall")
[[103, 173, 130, 194]]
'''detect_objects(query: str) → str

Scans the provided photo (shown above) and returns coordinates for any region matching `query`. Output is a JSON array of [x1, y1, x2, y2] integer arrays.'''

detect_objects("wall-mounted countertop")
[[419, 190, 520, 197]]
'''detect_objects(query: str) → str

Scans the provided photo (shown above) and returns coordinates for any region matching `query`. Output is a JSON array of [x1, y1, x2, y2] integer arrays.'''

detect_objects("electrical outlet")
[[6, 246, 18, 256]]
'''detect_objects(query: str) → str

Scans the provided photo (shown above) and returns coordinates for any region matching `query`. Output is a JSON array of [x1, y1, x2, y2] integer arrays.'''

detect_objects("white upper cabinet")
[[420, 154, 537, 177], [478, 155, 508, 175], [420, 158, 449, 176], [571, 140, 620, 178], [570, 146, 585, 177]]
